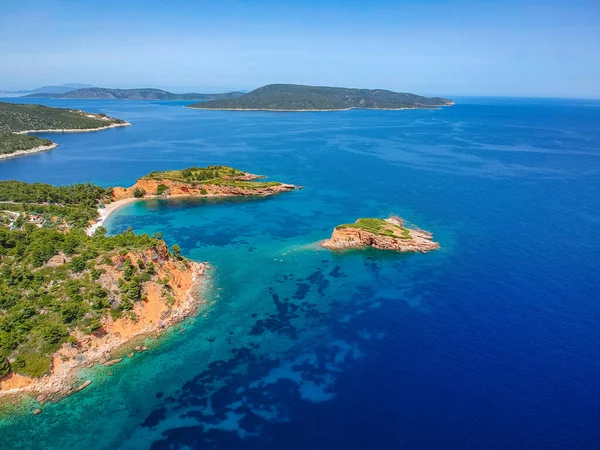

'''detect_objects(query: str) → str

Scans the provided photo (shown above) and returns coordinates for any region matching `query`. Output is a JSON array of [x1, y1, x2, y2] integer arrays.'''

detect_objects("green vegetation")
[[0, 180, 108, 230], [0, 357, 10, 377], [132, 187, 146, 198], [336, 218, 412, 239], [0, 132, 53, 156], [144, 165, 282, 189], [155, 184, 169, 195], [0, 101, 128, 157], [190, 84, 453, 111], [0, 180, 106, 206], [0, 102, 126, 133], [0, 225, 165, 378], [144, 165, 245, 182], [24, 88, 245, 101]]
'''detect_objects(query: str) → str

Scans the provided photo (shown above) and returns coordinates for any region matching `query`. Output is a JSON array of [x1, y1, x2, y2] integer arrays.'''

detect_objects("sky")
[[1, 0, 599, 98]]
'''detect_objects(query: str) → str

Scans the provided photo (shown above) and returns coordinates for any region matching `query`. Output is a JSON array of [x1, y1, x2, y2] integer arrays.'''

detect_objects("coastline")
[[15, 122, 132, 135], [86, 197, 142, 236], [0, 143, 58, 160], [86, 185, 298, 236], [0, 259, 208, 405]]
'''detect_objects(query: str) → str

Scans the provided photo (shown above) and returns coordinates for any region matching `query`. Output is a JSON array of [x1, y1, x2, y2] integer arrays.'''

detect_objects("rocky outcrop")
[[321, 218, 440, 253], [111, 176, 297, 201]]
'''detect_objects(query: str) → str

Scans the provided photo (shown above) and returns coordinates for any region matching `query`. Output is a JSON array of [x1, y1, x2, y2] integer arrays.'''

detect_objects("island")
[[188, 84, 453, 111], [321, 217, 440, 252], [22, 87, 246, 101], [0, 102, 130, 159], [0, 165, 296, 404]]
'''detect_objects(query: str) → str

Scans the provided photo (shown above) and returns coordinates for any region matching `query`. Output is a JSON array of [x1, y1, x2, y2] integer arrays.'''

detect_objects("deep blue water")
[[0, 97, 599, 449]]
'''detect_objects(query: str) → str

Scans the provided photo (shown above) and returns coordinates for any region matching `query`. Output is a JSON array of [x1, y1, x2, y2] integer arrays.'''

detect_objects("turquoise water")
[[0, 98, 599, 449]]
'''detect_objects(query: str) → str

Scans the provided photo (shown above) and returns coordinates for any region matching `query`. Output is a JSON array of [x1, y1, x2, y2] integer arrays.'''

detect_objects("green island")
[[322, 216, 440, 252], [0, 165, 296, 400], [0, 102, 130, 158], [23, 87, 245, 101], [189, 83, 454, 111]]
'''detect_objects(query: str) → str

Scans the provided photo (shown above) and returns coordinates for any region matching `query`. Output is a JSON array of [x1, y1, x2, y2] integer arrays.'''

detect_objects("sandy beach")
[[86, 197, 141, 236]]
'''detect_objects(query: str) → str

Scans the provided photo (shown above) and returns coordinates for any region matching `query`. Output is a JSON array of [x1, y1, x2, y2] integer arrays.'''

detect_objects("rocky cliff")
[[111, 177, 297, 200]]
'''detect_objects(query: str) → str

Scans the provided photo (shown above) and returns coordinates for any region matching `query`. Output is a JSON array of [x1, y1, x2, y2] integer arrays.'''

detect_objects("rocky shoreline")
[[0, 143, 58, 160], [15, 121, 131, 134]]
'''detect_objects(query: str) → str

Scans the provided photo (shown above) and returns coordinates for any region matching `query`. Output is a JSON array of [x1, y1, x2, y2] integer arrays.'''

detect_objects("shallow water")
[[0, 97, 599, 449]]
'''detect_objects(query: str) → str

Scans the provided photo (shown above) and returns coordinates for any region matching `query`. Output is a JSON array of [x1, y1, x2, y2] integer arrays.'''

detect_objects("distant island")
[[0, 84, 94, 97], [0, 165, 296, 403], [321, 217, 440, 252], [23, 88, 246, 101], [0, 102, 130, 159], [188, 84, 453, 111]]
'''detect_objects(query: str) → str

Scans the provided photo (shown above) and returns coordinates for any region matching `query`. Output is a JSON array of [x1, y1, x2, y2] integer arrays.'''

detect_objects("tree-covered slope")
[[0, 225, 172, 378], [0, 102, 127, 133], [0, 180, 109, 229], [0, 133, 53, 156], [24, 88, 245, 101], [189, 84, 453, 111]]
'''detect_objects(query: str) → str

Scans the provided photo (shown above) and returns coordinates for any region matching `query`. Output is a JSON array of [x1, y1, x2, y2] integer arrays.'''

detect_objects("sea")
[[0, 97, 599, 449]]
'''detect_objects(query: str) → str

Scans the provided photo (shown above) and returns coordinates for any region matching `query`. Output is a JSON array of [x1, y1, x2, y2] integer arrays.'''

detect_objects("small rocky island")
[[321, 217, 440, 253]]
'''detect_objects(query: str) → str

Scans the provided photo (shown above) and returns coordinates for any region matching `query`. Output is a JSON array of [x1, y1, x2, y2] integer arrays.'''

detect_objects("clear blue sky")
[[1, 0, 599, 98]]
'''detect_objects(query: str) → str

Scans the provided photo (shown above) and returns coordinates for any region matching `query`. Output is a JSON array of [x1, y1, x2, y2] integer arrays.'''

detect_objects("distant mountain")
[[28, 84, 94, 94], [1, 84, 93, 96], [188, 84, 454, 111], [23, 88, 245, 101]]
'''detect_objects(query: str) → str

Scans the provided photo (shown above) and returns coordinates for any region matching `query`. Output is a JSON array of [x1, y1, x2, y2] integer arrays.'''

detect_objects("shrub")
[[69, 256, 86, 273], [132, 187, 145, 198], [156, 184, 169, 195], [0, 357, 10, 377]]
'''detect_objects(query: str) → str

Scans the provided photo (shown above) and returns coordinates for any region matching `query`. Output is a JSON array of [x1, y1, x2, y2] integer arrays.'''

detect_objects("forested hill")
[[0, 102, 127, 133], [189, 84, 454, 111], [0, 102, 128, 157], [23, 88, 245, 101]]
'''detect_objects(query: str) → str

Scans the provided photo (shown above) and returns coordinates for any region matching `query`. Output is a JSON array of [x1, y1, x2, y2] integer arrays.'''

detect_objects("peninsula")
[[0, 166, 296, 403], [321, 217, 440, 252], [188, 84, 453, 111], [89, 165, 298, 235], [23, 88, 245, 101], [0, 102, 130, 159]]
